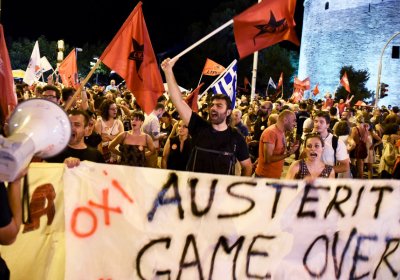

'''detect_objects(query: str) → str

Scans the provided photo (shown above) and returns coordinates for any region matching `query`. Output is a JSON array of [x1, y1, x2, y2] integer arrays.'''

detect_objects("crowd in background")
[[5, 77, 400, 180]]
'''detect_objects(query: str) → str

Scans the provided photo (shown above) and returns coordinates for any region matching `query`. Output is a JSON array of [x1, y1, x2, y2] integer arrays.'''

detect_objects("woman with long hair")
[[161, 120, 192, 171], [286, 133, 335, 179], [109, 112, 155, 167], [94, 99, 124, 163]]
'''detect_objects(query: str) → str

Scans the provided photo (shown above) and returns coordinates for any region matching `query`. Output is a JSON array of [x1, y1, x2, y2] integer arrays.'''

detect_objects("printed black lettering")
[[350, 234, 378, 279], [189, 178, 216, 217], [303, 235, 329, 278], [325, 185, 352, 218], [209, 236, 245, 280], [332, 228, 357, 279], [373, 238, 400, 279], [297, 184, 330, 218], [136, 237, 171, 280], [177, 234, 204, 280], [147, 173, 184, 221], [246, 235, 275, 279], [218, 181, 257, 219], [370, 186, 393, 219]]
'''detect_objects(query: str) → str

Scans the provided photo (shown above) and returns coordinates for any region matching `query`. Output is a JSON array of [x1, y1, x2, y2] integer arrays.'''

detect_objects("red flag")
[[233, 0, 299, 59], [277, 72, 283, 88], [58, 49, 79, 89], [290, 88, 304, 103], [185, 83, 204, 112], [313, 83, 320, 96], [100, 2, 164, 115], [0, 25, 17, 120], [202, 59, 225, 76], [294, 77, 310, 90], [340, 71, 351, 93]]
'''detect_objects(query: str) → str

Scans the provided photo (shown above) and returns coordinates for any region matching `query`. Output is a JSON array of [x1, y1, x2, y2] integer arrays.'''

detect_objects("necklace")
[[322, 133, 330, 141]]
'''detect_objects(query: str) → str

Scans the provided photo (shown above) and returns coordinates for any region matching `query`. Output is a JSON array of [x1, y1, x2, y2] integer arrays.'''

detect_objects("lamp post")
[[375, 31, 400, 107], [90, 57, 99, 85]]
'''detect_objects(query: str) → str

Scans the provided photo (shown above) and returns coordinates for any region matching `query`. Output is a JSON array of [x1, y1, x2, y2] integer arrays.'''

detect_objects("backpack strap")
[[332, 135, 338, 165]]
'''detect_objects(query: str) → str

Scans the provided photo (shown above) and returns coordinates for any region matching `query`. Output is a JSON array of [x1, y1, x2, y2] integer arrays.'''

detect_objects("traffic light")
[[380, 83, 389, 98]]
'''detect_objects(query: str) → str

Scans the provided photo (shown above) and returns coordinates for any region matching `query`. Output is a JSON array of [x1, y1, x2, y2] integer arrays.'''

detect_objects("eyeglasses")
[[42, 95, 57, 99], [261, 106, 271, 110]]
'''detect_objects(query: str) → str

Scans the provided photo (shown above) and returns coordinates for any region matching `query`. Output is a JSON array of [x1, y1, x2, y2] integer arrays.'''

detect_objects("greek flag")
[[211, 60, 237, 109], [268, 77, 277, 89]]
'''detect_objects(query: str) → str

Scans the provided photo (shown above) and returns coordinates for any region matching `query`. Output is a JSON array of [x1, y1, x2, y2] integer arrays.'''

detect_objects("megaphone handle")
[[22, 173, 31, 224]]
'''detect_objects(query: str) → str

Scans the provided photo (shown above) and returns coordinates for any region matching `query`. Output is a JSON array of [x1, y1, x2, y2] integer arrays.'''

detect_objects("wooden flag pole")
[[171, 19, 234, 62], [64, 59, 102, 112]]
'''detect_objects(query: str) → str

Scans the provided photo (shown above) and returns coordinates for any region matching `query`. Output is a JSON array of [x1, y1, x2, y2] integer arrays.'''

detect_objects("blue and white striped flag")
[[211, 60, 237, 109]]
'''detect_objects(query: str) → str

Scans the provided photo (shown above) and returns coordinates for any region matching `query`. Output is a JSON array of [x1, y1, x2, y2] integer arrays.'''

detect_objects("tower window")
[[392, 46, 399, 59], [325, 2, 329, 10]]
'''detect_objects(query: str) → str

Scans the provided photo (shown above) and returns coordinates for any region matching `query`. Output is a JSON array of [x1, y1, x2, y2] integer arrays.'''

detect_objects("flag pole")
[[64, 59, 101, 111], [197, 73, 203, 87], [171, 19, 234, 62], [199, 59, 236, 97]]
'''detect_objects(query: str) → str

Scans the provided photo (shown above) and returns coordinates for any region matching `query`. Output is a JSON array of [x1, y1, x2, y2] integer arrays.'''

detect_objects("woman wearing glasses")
[[286, 133, 335, 179]]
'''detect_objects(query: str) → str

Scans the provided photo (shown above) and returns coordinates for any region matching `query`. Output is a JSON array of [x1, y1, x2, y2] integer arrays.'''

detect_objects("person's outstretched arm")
[[161, 58, 192, 125]]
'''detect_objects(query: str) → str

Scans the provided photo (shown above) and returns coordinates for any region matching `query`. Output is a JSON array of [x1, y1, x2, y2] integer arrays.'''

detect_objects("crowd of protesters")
[[4, 71, 400, 180]]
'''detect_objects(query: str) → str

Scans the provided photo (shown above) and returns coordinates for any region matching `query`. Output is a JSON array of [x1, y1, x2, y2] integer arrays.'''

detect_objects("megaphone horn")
[[0, 99, 71, 181]]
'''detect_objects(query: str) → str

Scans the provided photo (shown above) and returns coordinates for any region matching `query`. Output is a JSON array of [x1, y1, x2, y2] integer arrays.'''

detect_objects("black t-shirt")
[[253, 117, 269, 141], [0, 182, 12, 228], [296, 111, 310, 136], [46, 146, 104, 164], [187, 113, 249, 175]]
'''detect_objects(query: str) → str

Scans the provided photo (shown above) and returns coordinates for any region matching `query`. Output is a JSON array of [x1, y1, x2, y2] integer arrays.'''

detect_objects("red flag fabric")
[[202, 59, 225, 76], [277, 72, 283, 88], [185, 83, 204, 112], [0, 25, 17, 120], [340, 71, 351, 93], [290, 88, 304, 103], [233, 0, 299, 59], [100, 2, 164, 115], [294, 77, 310, 90], [58, 49, 79, 89], [313, 83, 320, 96]]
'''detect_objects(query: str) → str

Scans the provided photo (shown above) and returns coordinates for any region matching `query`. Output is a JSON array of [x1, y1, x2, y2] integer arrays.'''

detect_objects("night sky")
[[1, 0, 304, 54]]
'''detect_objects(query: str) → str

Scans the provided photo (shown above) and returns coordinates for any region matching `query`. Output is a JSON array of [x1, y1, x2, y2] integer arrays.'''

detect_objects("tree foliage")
[[335, 66, 373, 105]]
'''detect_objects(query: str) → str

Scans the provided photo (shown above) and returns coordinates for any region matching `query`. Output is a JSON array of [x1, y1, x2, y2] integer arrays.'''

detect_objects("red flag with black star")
[[233, 0, 299, 59], [0, 24, 17, 120], [185, 83, 204, 112], [100, 2, 164, 114], [58, 49, 79, 89], [340, 71, 351, 93]]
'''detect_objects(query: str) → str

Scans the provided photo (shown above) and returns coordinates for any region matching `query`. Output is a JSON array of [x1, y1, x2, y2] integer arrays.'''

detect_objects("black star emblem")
[[128, 38, 144, 80], [253, 10, 288, 45]]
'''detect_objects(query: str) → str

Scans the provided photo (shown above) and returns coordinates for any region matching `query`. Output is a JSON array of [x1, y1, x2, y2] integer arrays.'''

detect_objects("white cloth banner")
[[61, 162, 400, 280], [23, 40, 41, 85]]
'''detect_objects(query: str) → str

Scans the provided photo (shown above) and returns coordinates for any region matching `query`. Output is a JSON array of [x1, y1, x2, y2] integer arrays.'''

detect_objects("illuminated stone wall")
[[298, 0, 400, 106]]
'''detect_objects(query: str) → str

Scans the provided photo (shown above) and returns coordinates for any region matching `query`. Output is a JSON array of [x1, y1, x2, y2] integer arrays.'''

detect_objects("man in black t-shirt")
[[46, 110, 104, 167], [162, 58, 252, 176]]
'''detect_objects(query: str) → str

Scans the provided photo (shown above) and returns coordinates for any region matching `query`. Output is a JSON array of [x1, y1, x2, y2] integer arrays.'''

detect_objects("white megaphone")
[[0, 99, 71, 182]]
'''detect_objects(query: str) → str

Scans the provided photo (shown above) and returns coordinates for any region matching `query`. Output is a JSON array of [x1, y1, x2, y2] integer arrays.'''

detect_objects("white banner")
[[1, 162, 400, 279]]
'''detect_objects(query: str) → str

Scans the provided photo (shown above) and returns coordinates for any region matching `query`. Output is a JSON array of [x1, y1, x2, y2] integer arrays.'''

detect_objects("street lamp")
[[375, 32, 400, 106], [90, 57, 99, 85]]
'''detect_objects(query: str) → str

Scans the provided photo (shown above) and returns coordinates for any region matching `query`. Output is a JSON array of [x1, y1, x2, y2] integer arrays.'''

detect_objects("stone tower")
[[298, 0, 400, 106]]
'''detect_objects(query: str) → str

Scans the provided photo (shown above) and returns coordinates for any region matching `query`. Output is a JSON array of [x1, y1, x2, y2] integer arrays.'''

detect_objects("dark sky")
[[1, 0, 304, 54]]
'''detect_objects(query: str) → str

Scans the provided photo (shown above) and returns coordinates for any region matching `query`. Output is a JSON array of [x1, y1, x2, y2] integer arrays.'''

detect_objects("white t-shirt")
[[321, 133, 349, 166]]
